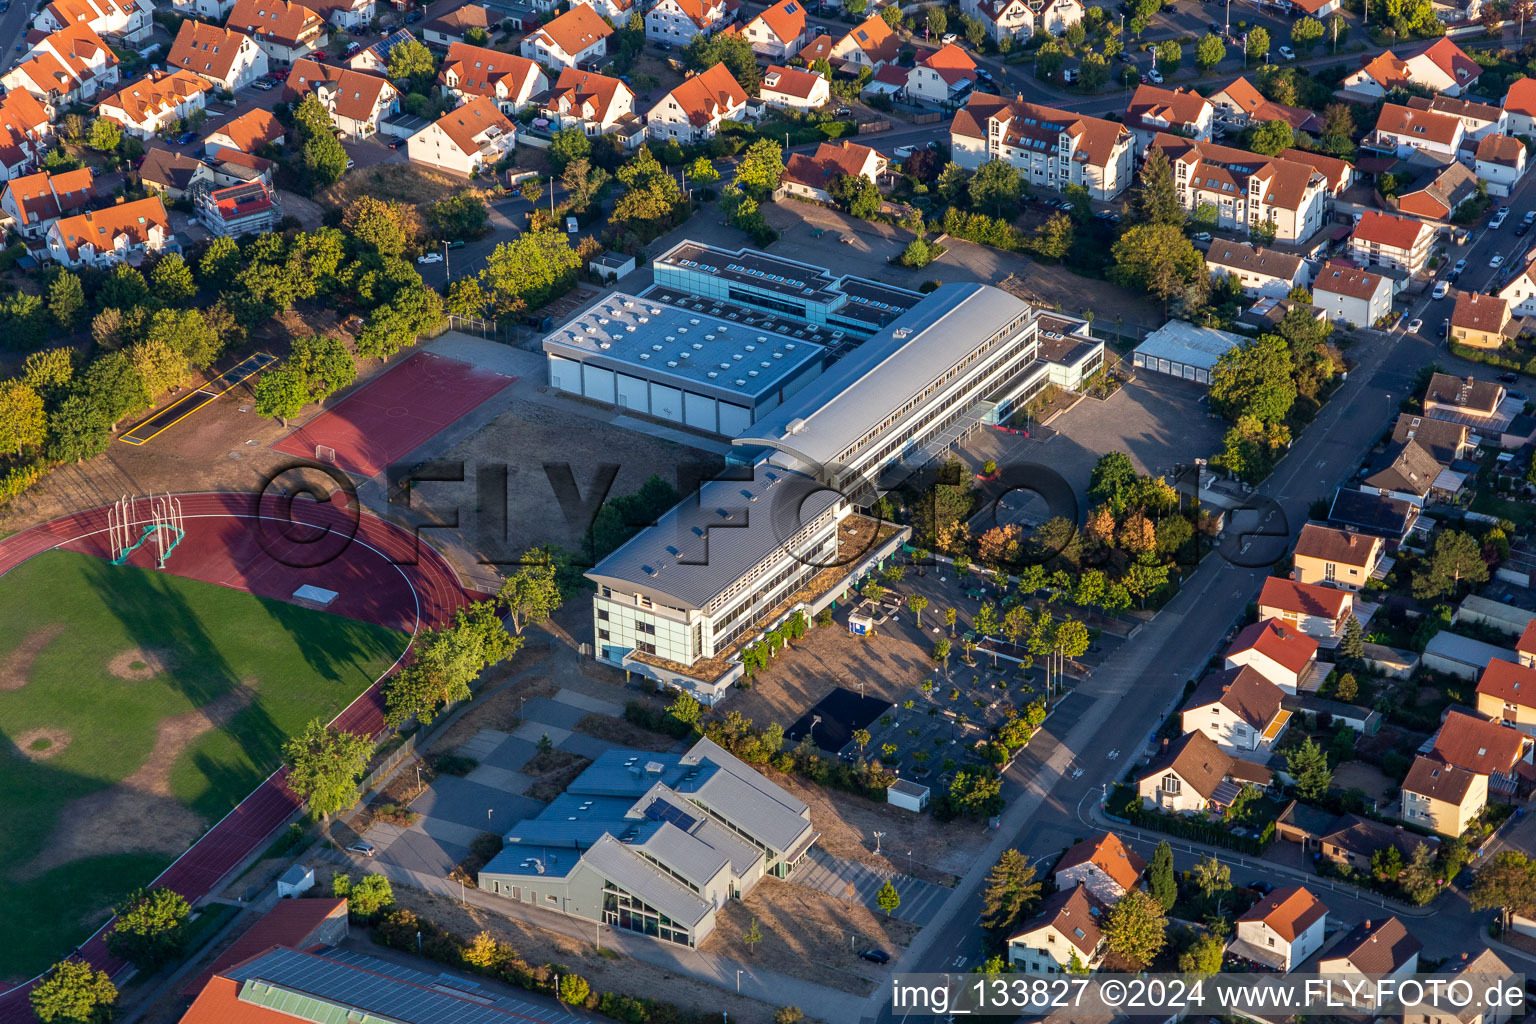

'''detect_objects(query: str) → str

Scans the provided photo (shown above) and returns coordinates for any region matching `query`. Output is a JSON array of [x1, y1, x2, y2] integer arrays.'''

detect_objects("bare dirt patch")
[[319, 163, 480, 211], [704, 877, 919, 993], [522, 748, 591, 803], [573, 712, 677, 753], [12, 728, 71, 761], [0, 623, 65, 691], [375, 884, 802, 1024], [108, 647, 177, 680], [13, 684, 257, 880]]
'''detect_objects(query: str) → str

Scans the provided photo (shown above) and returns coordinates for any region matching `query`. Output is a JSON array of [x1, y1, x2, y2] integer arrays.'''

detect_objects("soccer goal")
[[315, 445, 337, 465]]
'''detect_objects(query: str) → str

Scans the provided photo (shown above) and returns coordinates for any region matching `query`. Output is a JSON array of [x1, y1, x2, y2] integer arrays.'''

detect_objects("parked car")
[[405, 8, 423, 20], [1432, 280, 1450, 299], [1406, 318, 1423, 334], [858, 949, 891, 964], [941, 32, 958, 43], [174, 131, 196, 145], [835, 105, 853, 115], [346, 842, 376, 857], [1207, 19, 1221, 30], [446, 239, 466, 249], [253, 79, 276, 90], [1524, 210, 1536, 225], [1518, 224, 1530, 238], [1247, 880, 1274, 894], [417, 252, 444, 264], [389, 136, 407, 148], [1510, 389, 1529, 404], [1191, 231, 1211, 243], [893, 144, 916, 158], [345, 158, 355, 170], [1491, 207, 1510, 228], [1490, 254, 1505, 268], [974, 68, 993, 83], [653, 41, 670, 51], [1147, 68, 1163, 83], [1278, 45, 1295, 59], [1497, 372, 1520, 383], [344, 41, 362, 55]]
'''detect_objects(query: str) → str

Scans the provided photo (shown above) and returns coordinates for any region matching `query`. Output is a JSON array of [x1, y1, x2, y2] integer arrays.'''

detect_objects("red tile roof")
[[918, 42, 975, 85], [1505, 76, 1536, 117], [952, 93, 1130, 173], [761, 63, 823, 100], [180, 975, 299, 1024], [664, 61, 746, 127], [1226, 617, 1318, 676], [1410, 37, 1479, 86], [1212, 76, 1323, 133], [542, 67, 630, 124], [529, 4, 612, 57], [1478, 658, 1536, 709], [169, 19, 257, 84], [98, 68, 213, 127], [228, 0, 326, 49], [1126, 83, 1210, 132], [1451, 291, 1510, 334], [1477, 133, 1524, 168], [1375, 101, 1462, 147], [210, 106, 284, 151], [431, 94, 513, 155], [50, 194, 168, 259], [1519, 621, 1536, 661], [1237, 885, 1327, 942], [1054, 833, 1146, 892], [1431, 710, 1526, 776], [838, 13, 897, 62], [440, 41, 542, 103], [1314, 261, 1386, 301], [3, 166, 92, 225], [1258, 577, 1350, 621], [1278, 147, 1352, 194], [182, 898, 347, 996], [754, 0, 807, 45], [1353, 209, 1430, 251]]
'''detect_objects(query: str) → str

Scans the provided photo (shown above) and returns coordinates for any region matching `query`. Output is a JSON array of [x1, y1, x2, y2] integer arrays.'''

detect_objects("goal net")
[[315, 445, 337, 465]]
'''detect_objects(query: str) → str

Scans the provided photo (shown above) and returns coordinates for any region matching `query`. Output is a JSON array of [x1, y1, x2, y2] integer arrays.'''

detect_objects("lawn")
[[0, 550, 407, 980]]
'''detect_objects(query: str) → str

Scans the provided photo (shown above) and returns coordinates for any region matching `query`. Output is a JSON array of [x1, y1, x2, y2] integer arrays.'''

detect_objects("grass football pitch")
[[0, 550, 407, 980]]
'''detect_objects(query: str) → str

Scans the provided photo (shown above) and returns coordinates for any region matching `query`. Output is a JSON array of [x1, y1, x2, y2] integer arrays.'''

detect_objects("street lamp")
[[737, 969, 744, 993], [873, 831, 886, 855], [488, 808, 494, 826]]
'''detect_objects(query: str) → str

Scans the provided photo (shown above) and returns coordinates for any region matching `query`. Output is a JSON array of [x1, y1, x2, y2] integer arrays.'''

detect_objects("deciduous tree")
[[107, 888, 190, 971], [0, 379, 45, 456], [1103, 889, 1166, 967], [283, 717, 372, 824], [384, 600, 521, 727], [497, 547, 564, 634], [1210, 335, 1296, 423], [30, 960, 117, 1024]]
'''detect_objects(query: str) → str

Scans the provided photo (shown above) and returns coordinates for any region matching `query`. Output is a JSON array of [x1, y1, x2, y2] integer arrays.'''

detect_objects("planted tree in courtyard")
[[932, 637, 952, 674], [743, 917, 763, 953], [283, 717, 372, 826], [877, 879, 901, 916], [945, 607, 958, 636], [1286, 737, 1332, 799], [908, 593, 929, 627], [1412, 530, 1489, 599], [498, 548, 564, 635]]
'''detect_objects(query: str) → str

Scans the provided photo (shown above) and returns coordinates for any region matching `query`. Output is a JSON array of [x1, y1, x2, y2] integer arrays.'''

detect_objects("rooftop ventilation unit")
[[692, 343, 703, 350], [689, 318, 700, 325], [707, 371, 718, 378], [598, 341, 611, 349], [735, 379, 747, 386], [667, 360, 678, 367], [652, 344, 663, 351], [639, 353, 650, 360], [745, 344, 755, 352]]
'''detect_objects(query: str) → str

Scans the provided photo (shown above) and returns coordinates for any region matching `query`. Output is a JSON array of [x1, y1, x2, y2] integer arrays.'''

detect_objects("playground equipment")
[[108, 493, 185, 569]]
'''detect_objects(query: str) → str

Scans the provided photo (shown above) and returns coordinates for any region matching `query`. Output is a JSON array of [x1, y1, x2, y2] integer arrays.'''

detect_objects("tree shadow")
[[260, 596, 405, 685]]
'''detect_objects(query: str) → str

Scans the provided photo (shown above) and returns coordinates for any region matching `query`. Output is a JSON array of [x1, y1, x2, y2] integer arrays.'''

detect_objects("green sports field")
[[0, 550, 408, 980]]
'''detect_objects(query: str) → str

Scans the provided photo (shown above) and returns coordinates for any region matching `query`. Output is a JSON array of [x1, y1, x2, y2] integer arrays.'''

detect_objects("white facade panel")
[[684, 391, 715, 431], [718, 402, 751, 435], [550, 354, 582, 392], [583, 364, 615, 404], [616, 372, 648, 410]]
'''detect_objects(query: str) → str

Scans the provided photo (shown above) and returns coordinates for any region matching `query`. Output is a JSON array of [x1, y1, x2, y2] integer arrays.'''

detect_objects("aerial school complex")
[[544, 240, 1107, 703]]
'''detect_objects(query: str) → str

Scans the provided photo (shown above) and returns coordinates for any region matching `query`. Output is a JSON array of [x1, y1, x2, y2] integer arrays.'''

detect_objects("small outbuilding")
[[1131, 320, 1245, 385], [276, 864, 315, 898], [887, 778, 930, 811]]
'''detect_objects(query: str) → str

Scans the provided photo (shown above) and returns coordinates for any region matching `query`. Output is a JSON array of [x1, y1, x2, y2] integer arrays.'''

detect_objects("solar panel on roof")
[[644, 798, 697, 831]]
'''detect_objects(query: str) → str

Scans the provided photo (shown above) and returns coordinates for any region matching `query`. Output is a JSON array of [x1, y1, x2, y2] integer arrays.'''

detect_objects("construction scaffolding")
[[108, 493, 186, 569]]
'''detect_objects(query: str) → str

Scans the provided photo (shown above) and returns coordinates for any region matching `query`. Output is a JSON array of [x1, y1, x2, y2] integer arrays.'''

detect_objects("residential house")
[[168, 0, 238, 19], [283, 60, 401, 139], [828, 13, 895, 67], [1053, 834, 1145, 904], [1312, 262, 1392, 327], [1476, 658, 1536, 735], [1391, 412, 1470, 464], [0, 88, 54, 161], [1224, 618, 1321, 695], [1124, 84, 1213, 155], [1258, 577, 1353, 638], [521, 5, 611, 69], [1279, 147, 1356, 198], [1504, 76, 1536, 135], [958, 0, 1035, 42], [44, 194, 169, 266], [1006, 884, 1108, 973], [1350, 209, 1435, 277], [1230, 886, 1328, 972], [582, 0, 637, 23], [226, 0, 328, 64], [906, 44, 975, 105], [1179, 665, 1289, 754], [538, 68, 637, 139], [741, 0, 809, 59], [203, 106, 284, 158], [1362, 439, 1442, 506], [780, 139, 886, 204], [1291, 522, 1384, 592], [1368, 102, 1464, 161], [422, 4, 492, 48], [1476, 134, 1527, 197], [1423, 371, 1508, 425], [950, 93, 1134, 200], [1407, 93, 1505, 140], [1430, 709, 1531, 801], [1402, 949, 1519, 1024], [1290, 0, 1341, 15], [1033, 0, 1086, 35], [1, 24, 121, 117], [646, 0, 734, 45], [95, 69, 213, 139], [1208, 77, 1323, 134], [136, 145, 214, 196], [210, 148, 274, 187], [1276, 803, 1439, 865], [344, 28, 418, 73], [1150, 135, 1326, 243], [1328, 488, 1421, 547], [0, 167, 92, 238], [32, 0, 151, 44], [439, 43, 546, 114], [1342, 38, 1480, 99], [1135, 729, 1272, 815], [195, 179, 279, 237], [1400, 755, 1487, 836], [646, 62, 747, 143], [1498, 258, 1536, 316], [759, 64, 827, 110], [1317, 917, 1422, 1008], [1205, 239, 1309, 298], [405, 95, 515, 175], [1450, 291, 1517, 351], [167, 20, 268, 93], [289, 0, 375, 29], [1395, 159, 1479, 223]]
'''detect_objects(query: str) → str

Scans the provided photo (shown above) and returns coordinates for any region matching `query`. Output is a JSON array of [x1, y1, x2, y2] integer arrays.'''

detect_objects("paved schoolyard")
[[791, 848, 948, 926]]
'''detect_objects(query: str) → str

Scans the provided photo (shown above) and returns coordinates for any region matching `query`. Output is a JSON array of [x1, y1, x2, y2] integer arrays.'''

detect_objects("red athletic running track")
[[271, 351, 517, 479], [0, 492, 472, 1021]]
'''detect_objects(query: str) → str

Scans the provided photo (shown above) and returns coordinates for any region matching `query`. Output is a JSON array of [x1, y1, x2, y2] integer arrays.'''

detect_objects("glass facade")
[[602, 882, 694, 946]]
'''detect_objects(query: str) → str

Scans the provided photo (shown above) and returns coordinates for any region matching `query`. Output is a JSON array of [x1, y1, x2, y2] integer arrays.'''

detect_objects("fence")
[[430, 313, 515, 345], [856, 119, 893, 134]]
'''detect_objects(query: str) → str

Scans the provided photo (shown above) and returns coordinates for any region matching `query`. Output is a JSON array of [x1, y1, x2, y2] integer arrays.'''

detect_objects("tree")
[[1412, 530, 1488, 599], [344, 197, 416, 258], [30, 961, 117, 1024], [909, 593, 929, 627], [0, 380, 45, 457], [1089, 452, 1138, 512], [1155, 39, 1181, 72], [559, 975, 591, 1006], [146, 254, 196, 310], [99, 261, 149, 311], [1195, 32, 1225, 71], [549, 127, 591, 171], [1155, 514, 1193, 558], [48, 271, 84, 330], [1190, 853, 1231, 908], [1340, 615, 1365, 662], [942, 765, 1004, 818], [682, 35, 760, 90], [1470, 851, 1536, 925], [24, 346, 74, 398], [1148, 840, 1176, 911], [880, 2, 902, 25], [199, 235, 242, 289], [86, 116, 121, 152], [446, 276, 490, 318], [1247, 25, 1270, 60], [831, 172, 881, 220], [107, 887, 190, 971], [1286, 736, 1332, 799], [293, 93, 347, 188], [46, 392, 110, 463], [1334, 672, 1358, 702], [1111, 223, 1206, 308], [283, 717, 372, 824], [932, 637, 952, 671], [1035, 40, 1065, 78], [1078, 51, 1111, 89], [1103, 889, 1166, 967], [1319, 102, 1357, 159], [127, 337, 186, 400], [969, 159, 1023, 217], [1209, 335, 1296, 424], [480, 229, 581, 311], [979, 849, 1043, 932], [743, 916, 763, 952], [1028, 212, 1075, 262], [1290, 15, 1324, 51], [350, 873, 395, 918], [1123, 555, 1169, 609], [734, 137, 784, 197], [254, 363, 309, 426], [427, 193, 489, 240], [497, 548, 564, 634], [1177, 932, 1226, 974], [78, 350, 146, 429], [669, 689, 703, 727], [145, 308, 222, 369], [288, 334, 355, 401], [926, 6, 947, 36], [1128, 147, 1183, 226], [876, 879, 901, 916], [1248, 119, 1294, 157], [1213, 414, 1290, 483], [386, 38, 435, 83], [384, 601, 520, 727]]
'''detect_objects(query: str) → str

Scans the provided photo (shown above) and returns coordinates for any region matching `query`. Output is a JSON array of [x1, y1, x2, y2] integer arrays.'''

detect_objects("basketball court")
[[120, 352, 277, 445], [271, 352, 515, 478]]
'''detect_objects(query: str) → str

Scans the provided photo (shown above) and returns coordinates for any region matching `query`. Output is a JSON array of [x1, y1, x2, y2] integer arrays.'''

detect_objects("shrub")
[[433, 753, 479, 776]]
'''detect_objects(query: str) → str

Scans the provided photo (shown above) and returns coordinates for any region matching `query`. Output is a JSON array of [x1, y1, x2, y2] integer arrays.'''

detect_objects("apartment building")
[[1205, 239, 1309, 298], [950, 92, 1134, 200], [1349, 209, 1435, 277], [1124, 83, 1213, 154], [1151, 135, 1326, 243], [438, 42, 547, 114]]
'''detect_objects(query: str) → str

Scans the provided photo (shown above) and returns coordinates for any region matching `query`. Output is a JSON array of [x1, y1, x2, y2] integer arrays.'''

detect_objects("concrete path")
[[791, 849, 948, 926]]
